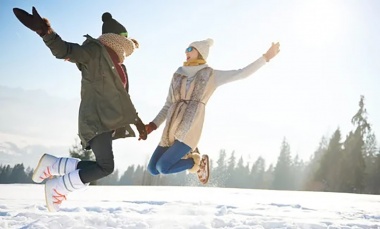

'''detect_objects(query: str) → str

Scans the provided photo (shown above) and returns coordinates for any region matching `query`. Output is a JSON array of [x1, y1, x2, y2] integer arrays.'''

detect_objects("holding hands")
[[138, 122, 157, 141], [145, 122, 157, 135], [134, 115, 147, 140], [263, 42, 280, 62]]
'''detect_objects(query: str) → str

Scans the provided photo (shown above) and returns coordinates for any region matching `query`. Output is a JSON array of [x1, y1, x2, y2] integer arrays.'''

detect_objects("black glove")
[[134, 114, 147, 140], [13, 7, 51, 37]]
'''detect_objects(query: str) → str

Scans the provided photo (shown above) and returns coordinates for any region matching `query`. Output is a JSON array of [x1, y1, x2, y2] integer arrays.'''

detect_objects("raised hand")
[[263, 42, 280, 62], [13, 7, 51, 37]]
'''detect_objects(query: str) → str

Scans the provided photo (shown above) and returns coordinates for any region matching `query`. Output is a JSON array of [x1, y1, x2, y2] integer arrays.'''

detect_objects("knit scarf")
[[98, 33, 135, 62], [183, 59, 206, 66]]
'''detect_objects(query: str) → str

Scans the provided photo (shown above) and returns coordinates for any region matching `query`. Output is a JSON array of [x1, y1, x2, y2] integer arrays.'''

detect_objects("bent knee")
[[148, 166, 160, 176], [98, 161, 115, 176], [156, 162, 171, 175], [147, 160, 161, 175]]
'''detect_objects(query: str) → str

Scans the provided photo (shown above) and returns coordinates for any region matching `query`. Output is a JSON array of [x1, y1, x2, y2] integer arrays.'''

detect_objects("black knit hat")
[[101, 12, 128, 36]]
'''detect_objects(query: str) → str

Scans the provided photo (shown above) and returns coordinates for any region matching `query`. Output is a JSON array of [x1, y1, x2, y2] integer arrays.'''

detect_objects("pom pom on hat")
[[205, 38, 214, 46], [189, 38, 214, 60], [102, 12, 112, 22], [101, 12, 128, 36]]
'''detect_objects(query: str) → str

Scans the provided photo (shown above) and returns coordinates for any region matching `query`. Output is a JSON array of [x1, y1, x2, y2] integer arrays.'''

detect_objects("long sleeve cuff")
[[42, 31, 56, 42]]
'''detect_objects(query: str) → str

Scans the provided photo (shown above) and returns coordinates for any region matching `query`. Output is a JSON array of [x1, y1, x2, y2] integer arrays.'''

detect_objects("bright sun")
[[292, 1, 345, 45]]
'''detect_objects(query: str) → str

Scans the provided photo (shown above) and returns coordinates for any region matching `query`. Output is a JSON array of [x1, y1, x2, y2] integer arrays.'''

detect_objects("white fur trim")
[[187, 153, 201, 173]]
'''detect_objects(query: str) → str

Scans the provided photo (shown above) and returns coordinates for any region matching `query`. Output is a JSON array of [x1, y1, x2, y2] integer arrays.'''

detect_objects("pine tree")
[[226, 151, 236, 187], [25, 166, 34, 183], [272, 138, 293, 190], [314, 128, 342, 192], [303, 136, 328, 191], [363, 133, 380, 193], [119, 165, 135, 185], [212, 149, 228, 187], [97, 169, 119, 185], [69, 138, 95, 161], [263, 164, 274, 189], [292, 155, 305, 190], [0, 165, 4, 183], [368, 150, 380, 194], [233, 156, 250, 188], [338, 96, 370, 193], [351, 95, 371, 135], [68, 138, 96, 184], [250, 156, 266, 189], [339, 130, 365, 193], [9, 164, 28, 183], [0, 165, 12, 184]]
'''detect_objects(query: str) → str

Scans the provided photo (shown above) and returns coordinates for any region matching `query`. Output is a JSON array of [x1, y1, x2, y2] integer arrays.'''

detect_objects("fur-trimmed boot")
[[45, 170, 88, 212], [186, 148, 210, 184], [32, 154, 80, 183]]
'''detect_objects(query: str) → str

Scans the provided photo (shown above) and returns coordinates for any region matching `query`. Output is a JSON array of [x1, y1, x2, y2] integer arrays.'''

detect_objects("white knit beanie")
[[189, 38, 214, 60]]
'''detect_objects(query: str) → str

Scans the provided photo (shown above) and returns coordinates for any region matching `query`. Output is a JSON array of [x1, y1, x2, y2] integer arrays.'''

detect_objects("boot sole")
[[198, 155, 210, 185], [45, 179, 57, 212], [203, 155, 210, 184], [32, 154, 56, 183]]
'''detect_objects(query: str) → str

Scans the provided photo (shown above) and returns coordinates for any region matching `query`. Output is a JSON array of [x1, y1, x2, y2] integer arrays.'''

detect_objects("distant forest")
[[1, 96, 380, 194]]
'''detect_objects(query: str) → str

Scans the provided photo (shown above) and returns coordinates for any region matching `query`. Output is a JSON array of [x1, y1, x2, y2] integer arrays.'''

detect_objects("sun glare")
[[292, 1, 345, 45]]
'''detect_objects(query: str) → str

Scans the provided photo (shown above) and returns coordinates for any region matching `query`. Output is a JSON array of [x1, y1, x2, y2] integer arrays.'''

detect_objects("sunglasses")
[[120, 32, 128, 38], [185, 47, 194, 53]]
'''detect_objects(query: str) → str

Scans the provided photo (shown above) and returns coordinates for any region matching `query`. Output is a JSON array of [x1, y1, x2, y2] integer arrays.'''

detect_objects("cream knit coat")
[[153, 56, 267, 150]]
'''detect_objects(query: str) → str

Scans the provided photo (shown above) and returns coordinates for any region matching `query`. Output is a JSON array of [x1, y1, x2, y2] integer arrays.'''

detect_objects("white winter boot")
[[45, 169, 88, 212], [32, 154, 80, 183]]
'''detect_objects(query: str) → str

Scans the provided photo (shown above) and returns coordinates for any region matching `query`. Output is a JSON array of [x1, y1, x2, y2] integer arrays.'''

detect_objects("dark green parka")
[[43, 32, 139, 148]]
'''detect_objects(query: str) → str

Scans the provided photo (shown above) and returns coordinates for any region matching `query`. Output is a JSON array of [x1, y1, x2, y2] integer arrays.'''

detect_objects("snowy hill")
[[1, 184, 379, 228]]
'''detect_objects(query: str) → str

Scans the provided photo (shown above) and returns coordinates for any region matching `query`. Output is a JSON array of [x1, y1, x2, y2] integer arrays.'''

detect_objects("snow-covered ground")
[[0, 184, 379, 228]]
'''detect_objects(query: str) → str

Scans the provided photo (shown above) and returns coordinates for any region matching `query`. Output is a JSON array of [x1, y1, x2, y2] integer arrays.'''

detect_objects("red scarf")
[[104, 45, 128, 89]]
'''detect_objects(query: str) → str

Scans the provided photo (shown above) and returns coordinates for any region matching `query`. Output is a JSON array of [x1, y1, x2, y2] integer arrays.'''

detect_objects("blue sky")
[[1, 0, 380, 170]]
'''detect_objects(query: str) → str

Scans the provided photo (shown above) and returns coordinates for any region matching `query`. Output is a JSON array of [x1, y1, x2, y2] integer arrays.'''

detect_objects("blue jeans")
[[148, 140, 194, 175]]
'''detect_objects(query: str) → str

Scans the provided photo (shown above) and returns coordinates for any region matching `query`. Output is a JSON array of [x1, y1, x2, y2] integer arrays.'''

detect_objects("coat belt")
[[177, 99, 205, 105]]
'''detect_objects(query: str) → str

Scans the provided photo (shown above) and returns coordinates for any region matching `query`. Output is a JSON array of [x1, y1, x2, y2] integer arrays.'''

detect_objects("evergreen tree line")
[[1, 96, 379, 194]]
